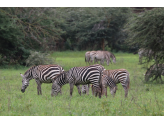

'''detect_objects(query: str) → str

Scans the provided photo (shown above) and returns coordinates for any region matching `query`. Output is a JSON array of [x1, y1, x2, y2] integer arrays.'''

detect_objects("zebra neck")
[[24, 66, 36, 80]]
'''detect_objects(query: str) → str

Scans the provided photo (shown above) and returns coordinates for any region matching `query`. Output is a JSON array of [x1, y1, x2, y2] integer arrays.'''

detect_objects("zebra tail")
[[127, 73, 130, 89], [85, 56, 86, 62], [99, 71, 103, 94]]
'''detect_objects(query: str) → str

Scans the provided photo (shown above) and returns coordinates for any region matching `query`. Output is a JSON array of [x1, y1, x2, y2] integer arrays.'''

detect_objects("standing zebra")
[[100, 74, 117, 97], [81, 64, 105, 95], [81, 84, 90, 95], [102, 69, 130, 97], [89, 51, 116, 65], [51, 64, 105, 98], [94, 51, 110, 65], [85, 51, 91, 64], [20, 65, 64, 95]]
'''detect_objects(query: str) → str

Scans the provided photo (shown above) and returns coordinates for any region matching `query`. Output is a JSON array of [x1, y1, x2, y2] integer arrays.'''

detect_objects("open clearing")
[[0, 51, 164, 116]]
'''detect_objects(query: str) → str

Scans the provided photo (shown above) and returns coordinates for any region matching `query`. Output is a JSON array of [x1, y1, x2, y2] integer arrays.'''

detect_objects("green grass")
[[0, 51, 164, 116]]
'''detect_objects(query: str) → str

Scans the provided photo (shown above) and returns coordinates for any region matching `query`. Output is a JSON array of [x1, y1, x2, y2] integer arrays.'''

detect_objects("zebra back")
[[103, 69, 130, 89]]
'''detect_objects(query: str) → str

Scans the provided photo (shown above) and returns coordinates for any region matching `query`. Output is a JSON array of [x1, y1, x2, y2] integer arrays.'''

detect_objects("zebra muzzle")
[[21, 89, 25, 93]]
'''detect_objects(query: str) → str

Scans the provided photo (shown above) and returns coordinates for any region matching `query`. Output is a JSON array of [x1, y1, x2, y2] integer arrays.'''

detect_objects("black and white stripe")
[[51, 64, 105, 98], [101, 74, 117, 97], [81, 64, 105, 95], [102, 69, 130, 97], [20, 65, 64, 95]]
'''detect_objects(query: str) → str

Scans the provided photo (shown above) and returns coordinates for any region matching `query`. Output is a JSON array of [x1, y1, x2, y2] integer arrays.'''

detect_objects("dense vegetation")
[[0, 7, 131, 66]]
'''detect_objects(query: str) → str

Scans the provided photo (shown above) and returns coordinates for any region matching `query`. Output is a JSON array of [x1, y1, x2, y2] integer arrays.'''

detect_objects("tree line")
[[1, 7, 164, 78]]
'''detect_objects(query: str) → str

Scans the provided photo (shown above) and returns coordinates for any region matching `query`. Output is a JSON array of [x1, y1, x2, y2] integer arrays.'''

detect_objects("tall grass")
[[0, 51, 164, 116]]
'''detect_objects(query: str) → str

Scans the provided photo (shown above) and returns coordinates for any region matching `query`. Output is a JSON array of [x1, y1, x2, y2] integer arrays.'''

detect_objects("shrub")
[[25, 51, 55, 67]]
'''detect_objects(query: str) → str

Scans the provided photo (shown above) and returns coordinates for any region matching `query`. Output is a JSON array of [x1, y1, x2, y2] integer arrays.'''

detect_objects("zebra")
[[94, 51, 110, 65], [100, 74, 117, 97], [81, 64, 105, 95], [95, 51, 116, 65], [138, 48, 154, 63], [51, 64, 105, 98], [85, 51, 91, 64], [144, 64, 164, 82], [101, 69, 130, 97], [106, 51, 116, 63], [20, 64, 64, 95], [89, 51, 116, 65], [81, 84, 90, 95], [89, 51, 98, 64]]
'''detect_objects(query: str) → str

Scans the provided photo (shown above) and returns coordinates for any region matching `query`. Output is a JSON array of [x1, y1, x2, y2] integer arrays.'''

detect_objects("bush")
[[25, 51, 55, 67]]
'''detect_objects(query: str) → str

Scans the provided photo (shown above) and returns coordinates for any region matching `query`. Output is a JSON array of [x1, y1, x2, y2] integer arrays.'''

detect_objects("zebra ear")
[[20, 73, 24, 78]]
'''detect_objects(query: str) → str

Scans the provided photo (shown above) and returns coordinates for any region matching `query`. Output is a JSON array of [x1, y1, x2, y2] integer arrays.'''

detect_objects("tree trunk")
[[101, 39, 105, 51]]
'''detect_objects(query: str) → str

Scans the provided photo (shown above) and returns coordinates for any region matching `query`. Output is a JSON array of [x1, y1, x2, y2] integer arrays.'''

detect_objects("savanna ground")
[[0, 51, 164, 116]]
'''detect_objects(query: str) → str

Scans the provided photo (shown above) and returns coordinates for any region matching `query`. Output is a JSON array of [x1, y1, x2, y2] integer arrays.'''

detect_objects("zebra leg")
[[36, 79, 42, 95], [69, 83, 74, 97], [123, 86, 128, 98], [76, 85, 81, 96], [86, 84, 89, 95]]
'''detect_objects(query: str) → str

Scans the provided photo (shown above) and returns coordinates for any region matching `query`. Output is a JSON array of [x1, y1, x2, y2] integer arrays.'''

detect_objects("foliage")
[[125, 8, 164, 82], [0, 7, 66, 65], [57, 7, 131, 51], [25, 51, 55, 67]]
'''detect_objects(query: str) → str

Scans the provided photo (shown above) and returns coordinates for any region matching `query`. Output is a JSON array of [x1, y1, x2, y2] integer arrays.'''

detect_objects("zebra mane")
[[24, 66, 36, 76], [110, 53, 116, 59], [53, 71, 68, 80]]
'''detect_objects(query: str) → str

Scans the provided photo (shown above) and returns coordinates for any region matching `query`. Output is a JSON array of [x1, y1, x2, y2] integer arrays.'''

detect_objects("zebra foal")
[[20, 65, 64, 95], [101, 69, 130, 97]]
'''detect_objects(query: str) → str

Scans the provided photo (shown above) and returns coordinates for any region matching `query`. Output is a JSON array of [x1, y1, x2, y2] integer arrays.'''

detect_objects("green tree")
[[0, 7, 66, 65], [126, 8, 164, 82]]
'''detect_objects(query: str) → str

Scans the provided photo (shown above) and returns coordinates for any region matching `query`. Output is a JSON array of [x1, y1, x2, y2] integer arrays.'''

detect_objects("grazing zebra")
[[144, 64, 164, 82], [100, 74, 117, 97], [101, 69, 130, 97], [81, 84, 90, 95], [106, 51, 116, 63], [99, 51, 116, 64], [85, 51, 91, 64], [51, 64, 105, 98], [89, 51, 97, 64], [138, 48, 154, 63], [94, 51, 110, 65], [81, 64, 105, 95], [89, 51, 116, 65], [20, 65, 64, 95]]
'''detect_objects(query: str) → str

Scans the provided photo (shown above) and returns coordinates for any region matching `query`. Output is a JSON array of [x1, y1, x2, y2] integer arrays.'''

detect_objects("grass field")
[[0, 51, 164, 116]]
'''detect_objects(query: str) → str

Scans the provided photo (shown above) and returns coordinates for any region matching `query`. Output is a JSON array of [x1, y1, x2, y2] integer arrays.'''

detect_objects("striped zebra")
[[81, 84, 90, 95], [81, 64, 105, 95], [85, 51, 91, 64], [100, 74, 117, 97], [138, 48, 154, 63], [89, 51, 116, 65], [101, 69, 130, 97], [94, 51, 110, 65], [20, 65, 64, 95], [89, 51, 97, 64], [144, 64, 164, 82], [51, 64, 105, 98]]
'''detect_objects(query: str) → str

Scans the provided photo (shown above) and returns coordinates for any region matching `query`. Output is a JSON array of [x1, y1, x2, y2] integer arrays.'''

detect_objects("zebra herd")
[[20, 51, 130, 98]]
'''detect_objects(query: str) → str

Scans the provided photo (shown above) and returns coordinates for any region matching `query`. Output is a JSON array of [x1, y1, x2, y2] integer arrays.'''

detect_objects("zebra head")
[[20, 73, 30, 93], [51, 71, 69, 96], [51, 81, 61, 96]]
